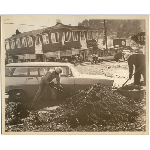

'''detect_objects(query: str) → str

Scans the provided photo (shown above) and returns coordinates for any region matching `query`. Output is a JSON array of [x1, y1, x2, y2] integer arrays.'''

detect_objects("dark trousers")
[[93, 57, 96, 63], [31, 80, 55, 108], [32, 79, 46, 107], [134, 66, 146, 85]]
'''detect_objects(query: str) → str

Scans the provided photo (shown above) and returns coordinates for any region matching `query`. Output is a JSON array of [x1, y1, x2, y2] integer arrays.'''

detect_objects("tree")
[[78, 19, 143, 39]]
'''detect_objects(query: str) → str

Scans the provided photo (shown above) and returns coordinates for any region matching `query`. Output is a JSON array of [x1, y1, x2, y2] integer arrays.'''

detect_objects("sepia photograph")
[[1, 15, 149, 134]]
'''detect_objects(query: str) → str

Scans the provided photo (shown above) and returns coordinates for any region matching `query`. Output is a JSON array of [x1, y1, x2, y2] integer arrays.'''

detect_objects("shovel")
[[112, 66, 142, 92], [122, 66, 142, 87], [35, 76, 64, 100]]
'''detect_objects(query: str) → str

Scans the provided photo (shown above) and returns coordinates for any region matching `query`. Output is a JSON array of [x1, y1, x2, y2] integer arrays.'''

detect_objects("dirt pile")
[[7, 83, 145, 132], [5, 102, 29, 132], [51, 84, 145, 130]]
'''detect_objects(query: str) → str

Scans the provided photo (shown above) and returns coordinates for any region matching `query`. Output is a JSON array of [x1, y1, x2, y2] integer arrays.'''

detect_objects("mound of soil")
[[5, 83, 145, 132]]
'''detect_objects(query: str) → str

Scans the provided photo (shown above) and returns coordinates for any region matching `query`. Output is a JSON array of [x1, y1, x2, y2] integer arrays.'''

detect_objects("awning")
[[17, 54, 36, 59]]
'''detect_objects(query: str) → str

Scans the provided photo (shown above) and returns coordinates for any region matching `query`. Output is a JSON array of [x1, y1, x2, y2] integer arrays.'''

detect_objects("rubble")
[[5, 83, 146, 132]]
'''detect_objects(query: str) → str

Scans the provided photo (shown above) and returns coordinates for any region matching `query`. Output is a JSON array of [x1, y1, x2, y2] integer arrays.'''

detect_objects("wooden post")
[[104, 20, 107, 53]]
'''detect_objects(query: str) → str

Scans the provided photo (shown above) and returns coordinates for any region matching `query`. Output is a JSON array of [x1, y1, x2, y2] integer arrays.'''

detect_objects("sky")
[[1, 15, 147, 40], [2, 15, 91, 40]]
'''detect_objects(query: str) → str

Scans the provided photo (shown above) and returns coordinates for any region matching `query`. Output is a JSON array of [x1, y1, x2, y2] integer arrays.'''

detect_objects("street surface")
[[76, 61, 135, 87]]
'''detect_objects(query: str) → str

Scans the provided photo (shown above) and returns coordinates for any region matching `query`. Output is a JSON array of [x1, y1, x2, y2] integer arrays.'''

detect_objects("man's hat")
[[55, 67, 62, 74]]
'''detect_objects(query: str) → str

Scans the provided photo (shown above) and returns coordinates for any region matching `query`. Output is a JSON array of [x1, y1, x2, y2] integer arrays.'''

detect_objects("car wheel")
[[9, 90, 27, 102]]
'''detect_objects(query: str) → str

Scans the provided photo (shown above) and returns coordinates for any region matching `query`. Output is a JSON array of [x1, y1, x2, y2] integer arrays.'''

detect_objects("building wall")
[[6, 36, 36, 55], [5, 26, 98, 62]]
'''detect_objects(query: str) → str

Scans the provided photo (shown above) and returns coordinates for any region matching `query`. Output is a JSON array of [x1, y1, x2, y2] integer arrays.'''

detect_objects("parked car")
[[5, 62, 114, 102]]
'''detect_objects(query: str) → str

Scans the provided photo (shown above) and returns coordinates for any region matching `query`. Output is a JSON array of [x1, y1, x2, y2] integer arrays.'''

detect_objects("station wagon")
[[5, 62, 114, 101]]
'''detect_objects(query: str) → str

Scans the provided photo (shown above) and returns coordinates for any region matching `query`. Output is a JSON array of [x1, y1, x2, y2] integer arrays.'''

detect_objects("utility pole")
[[103, 19, 107, 51]]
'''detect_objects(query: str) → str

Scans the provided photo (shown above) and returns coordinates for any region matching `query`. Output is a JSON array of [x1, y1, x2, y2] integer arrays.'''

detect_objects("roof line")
[[5, 23, 97, 40]]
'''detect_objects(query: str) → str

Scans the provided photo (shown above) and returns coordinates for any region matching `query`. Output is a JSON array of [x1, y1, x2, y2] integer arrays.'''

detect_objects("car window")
[[9, 67, 28, 77], [29, 68, 39, 77], [5, 68, 16, 77], [39, 67, 71, 77], [61, 67, 68, 76], [39, 67, 50, 76]]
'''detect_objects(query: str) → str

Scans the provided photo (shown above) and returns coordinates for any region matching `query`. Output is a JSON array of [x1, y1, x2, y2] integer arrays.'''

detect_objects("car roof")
[[6, 62, 72, 67]]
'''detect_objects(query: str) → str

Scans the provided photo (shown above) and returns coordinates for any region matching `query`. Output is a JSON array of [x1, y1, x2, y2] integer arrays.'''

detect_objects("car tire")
[[9, 90, 27, 102]]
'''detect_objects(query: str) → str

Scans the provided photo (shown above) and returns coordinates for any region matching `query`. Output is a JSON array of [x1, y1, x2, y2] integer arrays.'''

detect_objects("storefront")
[[17, 54, 36, 62], [72, 49, 80, 55]]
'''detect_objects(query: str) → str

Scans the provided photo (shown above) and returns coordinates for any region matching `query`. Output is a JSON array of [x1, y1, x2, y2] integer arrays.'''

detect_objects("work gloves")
[[49, 82, 55, 88], [49, 82, 64, 91]]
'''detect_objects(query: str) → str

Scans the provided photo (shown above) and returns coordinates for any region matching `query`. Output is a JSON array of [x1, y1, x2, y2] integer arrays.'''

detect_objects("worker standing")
[[92, 53, 96, 64], [31, 67, 63, 109], [127, 50, 146, 85], [95, 53, 98, 64]]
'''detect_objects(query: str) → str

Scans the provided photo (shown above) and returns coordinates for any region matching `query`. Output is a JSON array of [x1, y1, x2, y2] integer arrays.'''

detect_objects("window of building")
[[55, 32, 59, 42], [42, 34, 49, 45], [81, 31, 85, 40], [16, 39, 21, 48], [72, 32, 78, 41], [5, 41, 10, 50], [65, 31, 71, 42], [27, 37, 33, 47], [88, 31, 92, 40], [92, 31, 96, 39], [51, 33, 56, 43], [51, 32, 60, 43], [10, 40, 15, 49], [35, 35, 41, 45], [22, 37, 27, 47], [62, 32, 65, 45]]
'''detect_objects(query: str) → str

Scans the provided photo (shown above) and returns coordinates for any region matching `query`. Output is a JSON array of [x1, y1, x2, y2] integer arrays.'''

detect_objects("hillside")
[[78, 19, 145, 39]]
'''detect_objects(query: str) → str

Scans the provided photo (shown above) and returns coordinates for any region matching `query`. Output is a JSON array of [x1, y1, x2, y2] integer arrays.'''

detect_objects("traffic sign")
[[131, 32, 145, 45], [113, 39, 126, 47]]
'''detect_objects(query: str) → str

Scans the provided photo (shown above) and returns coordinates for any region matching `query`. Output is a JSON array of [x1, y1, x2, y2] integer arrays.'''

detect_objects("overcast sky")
[[2, 15, 86, 40], [2, 15, 147, 40]]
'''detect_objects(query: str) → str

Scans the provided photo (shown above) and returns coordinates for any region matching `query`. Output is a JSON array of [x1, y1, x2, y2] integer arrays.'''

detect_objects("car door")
[[25, 67, 39, 99], [5, 67, 28, 93], [58, 66, 75, 95], [38, 67, 53, 99], [40, 66, 75, 96]]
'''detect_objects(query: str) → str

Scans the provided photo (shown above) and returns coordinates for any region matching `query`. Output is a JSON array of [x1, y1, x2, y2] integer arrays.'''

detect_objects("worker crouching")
[[31, 67, 63, 109]]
